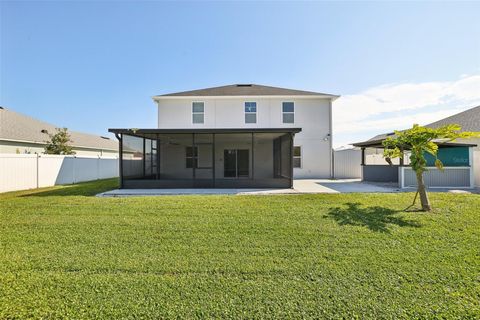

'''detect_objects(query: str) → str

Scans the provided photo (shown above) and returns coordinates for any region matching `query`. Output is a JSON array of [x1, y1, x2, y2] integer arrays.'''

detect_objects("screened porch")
[[109, 128, 301, 189]]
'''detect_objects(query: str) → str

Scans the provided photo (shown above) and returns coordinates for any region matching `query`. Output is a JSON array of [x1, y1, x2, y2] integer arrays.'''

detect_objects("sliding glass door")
[[224, 149, 249, 178]]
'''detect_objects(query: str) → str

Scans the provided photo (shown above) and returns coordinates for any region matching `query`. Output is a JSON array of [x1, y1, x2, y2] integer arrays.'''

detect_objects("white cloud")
[[333, 74, 480, 147]]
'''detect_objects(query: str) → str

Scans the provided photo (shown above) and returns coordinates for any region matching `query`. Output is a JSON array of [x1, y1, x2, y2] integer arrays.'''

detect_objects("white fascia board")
[[152, 95, 340, 101], [0, 137, 45, 144]]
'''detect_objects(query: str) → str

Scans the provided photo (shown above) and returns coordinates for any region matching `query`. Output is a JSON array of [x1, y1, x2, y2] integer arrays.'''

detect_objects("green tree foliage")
[[383, 124, 479, 211], [44, 128, 76, 155]]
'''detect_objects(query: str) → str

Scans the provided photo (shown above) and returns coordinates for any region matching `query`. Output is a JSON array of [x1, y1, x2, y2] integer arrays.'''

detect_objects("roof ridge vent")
[[236, 84, 253, 87]]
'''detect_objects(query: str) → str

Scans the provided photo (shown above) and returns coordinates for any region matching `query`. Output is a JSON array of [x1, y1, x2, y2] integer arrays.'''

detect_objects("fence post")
[[73, 156, 76, 184], [36, 154, 39, 189], [400, 167, 405, 189]]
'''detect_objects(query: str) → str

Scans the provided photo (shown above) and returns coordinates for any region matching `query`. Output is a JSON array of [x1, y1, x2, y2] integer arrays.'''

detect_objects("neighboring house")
[[353, 105, 480, 188], [0, 107, 118, 156], [110, 84, 339, 188], [427, 105, 480, 187]]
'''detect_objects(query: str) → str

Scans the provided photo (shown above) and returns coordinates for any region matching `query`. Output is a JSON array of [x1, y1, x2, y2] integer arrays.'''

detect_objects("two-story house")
[[110, 84, 339, 189]]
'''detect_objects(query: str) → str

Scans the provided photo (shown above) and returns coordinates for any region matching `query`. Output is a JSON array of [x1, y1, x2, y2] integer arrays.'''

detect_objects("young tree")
[[383, 124, 478, 211], [44, 128, 76, 155]]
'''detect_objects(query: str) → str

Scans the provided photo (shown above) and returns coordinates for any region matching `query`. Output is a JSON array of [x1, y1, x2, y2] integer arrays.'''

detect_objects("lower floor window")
[[186, 146, 198, 168], [293, 146, 302, 168]]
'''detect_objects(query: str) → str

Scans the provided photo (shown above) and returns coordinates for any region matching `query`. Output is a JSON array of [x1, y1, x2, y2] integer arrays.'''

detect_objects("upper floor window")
[[293, 146, 302, 168], [245, 102, 257, 124], [282, 102, 294, 123], [192, 102, 204, 124]]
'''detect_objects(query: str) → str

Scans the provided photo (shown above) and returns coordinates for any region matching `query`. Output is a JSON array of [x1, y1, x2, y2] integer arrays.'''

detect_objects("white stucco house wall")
[[153, 84, 339, 179]]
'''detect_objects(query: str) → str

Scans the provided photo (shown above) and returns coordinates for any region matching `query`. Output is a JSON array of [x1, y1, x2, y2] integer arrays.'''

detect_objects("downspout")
[[154, 99, 160, 128], [290, 133, 294, 188], [329, 99, 334, 178], [332, 149, 335, 179]]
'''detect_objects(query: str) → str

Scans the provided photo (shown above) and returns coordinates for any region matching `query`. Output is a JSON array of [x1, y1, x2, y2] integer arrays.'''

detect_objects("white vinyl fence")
[[333, 148, 362, 179], [399, 166, 473, 188], [0, 154, 118, 193]]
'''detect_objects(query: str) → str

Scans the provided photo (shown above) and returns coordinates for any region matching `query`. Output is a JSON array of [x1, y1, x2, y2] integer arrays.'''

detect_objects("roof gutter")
[[0, 138, 118, 152], [353, 139, 477, 148], [109, 128, 302, 135], [152, 94, 340, 102]]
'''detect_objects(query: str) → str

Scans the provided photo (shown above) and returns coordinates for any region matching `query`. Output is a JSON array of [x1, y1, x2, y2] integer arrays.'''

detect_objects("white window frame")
[[244, 101, 257, 124], [293, 145, 302, 168], [282, 102, 295, 124], [192, 102, 205, 124]]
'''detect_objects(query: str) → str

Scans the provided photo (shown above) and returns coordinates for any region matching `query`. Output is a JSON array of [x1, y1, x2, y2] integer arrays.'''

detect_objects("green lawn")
[[1, 179, 479, 319]]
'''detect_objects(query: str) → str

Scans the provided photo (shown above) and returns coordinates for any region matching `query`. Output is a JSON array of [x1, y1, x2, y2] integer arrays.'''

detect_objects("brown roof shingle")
[[154, 84, 339, 98]]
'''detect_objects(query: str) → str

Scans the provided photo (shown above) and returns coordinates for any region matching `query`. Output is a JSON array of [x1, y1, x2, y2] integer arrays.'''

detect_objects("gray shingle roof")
[[365, 132, 396, 143], [426, 105, 480, 132], [356, 105, 480, 145], [0, 107, 118, 151], [154, 84, 339, 98]]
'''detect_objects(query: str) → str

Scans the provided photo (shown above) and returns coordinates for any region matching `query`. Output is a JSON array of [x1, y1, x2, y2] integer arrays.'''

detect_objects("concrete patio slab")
[[293, 179, 400, 193], [96, 179, 478, 197], [97, 179, 403, 197], [97, 188, 297, 197]]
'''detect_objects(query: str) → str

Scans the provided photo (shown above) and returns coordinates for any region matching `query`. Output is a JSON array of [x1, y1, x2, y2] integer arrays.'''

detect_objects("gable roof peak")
[[153, 83, 339, 99]]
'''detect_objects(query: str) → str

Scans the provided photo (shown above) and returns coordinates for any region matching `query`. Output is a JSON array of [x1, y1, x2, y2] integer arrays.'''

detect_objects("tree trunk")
[[416, 170, 431, 211]]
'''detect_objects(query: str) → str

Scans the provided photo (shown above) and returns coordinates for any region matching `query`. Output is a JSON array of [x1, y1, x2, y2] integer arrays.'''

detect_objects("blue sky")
[[1, 1, 480, 146]]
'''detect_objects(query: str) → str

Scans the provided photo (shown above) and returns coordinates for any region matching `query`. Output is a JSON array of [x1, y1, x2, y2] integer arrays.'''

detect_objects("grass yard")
[[1, 179, 479, 319]]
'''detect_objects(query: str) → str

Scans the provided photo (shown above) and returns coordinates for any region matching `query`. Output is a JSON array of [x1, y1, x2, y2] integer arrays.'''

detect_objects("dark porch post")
[[156, 134, 160, 180], [142, 138, 146, 178], [212, 133, 216, 187], [192, 133, 196, 180], [115, 133, 123, 189], [361, 147, 366, 166], [251, 132, 255, 180]]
